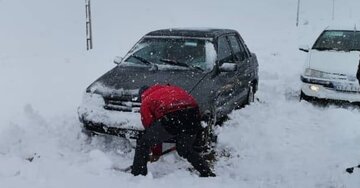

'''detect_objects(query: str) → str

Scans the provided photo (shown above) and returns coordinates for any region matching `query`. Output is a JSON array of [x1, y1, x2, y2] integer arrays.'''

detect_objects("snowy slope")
[[1, 0, 360, 187]]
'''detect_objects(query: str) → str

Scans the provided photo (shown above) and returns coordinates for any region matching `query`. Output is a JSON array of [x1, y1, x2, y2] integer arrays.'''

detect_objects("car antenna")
[[188, 71, 212, 94]]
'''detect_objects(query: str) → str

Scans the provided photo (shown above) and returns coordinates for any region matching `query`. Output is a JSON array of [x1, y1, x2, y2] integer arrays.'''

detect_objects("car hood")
[[87, 65, 208, 96], [308, 50, 360, 75]]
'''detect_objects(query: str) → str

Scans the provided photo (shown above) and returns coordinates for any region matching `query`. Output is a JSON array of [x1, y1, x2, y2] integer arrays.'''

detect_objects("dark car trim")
[[300, 75, 334, 88], [84, 121, 143, 139]]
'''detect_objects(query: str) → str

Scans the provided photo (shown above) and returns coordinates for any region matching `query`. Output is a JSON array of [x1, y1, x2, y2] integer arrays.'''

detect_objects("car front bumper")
[[78, 92, 145, 137], [301, 82, 360, 103]]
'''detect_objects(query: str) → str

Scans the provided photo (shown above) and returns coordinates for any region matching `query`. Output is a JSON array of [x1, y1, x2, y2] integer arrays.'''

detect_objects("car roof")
[[145, 28, 238, 39]]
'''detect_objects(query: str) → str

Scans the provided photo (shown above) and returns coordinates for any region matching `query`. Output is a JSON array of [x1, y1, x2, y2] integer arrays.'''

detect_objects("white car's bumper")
[[301, 82, 360, 103]]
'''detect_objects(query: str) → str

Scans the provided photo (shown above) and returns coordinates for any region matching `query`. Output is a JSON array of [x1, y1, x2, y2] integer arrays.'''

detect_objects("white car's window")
[[313, 30, 360, 52]]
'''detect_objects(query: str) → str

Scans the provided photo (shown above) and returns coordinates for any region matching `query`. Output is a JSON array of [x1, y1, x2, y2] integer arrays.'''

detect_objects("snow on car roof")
[[145, 28, 238, 39]]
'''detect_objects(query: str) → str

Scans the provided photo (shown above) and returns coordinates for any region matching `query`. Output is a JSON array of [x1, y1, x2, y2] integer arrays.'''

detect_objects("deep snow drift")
[[1, 0, 360, 187]]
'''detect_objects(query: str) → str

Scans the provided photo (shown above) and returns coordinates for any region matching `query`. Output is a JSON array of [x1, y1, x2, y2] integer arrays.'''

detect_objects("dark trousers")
[[131, 108, 214, 177]]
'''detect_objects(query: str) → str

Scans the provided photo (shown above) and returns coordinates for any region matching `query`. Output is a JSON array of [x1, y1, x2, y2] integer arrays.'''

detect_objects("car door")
[[238, 34, 259, 90], [211, 35, 241, 116], [227, 34, 253, 105]]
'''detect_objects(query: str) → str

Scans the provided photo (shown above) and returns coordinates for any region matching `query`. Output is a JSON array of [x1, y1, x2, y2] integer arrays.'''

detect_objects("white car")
[[299, 26, 360, 103]]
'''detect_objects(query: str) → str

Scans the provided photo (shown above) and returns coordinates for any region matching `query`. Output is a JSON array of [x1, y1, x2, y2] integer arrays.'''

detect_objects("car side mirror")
[[114, 56, 123, 65], [219, 63, 237, 72], [299, 45, 310, 53]]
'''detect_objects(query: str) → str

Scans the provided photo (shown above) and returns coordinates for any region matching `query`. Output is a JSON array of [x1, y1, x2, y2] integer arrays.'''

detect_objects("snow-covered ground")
[[1, 0, 360, 187]]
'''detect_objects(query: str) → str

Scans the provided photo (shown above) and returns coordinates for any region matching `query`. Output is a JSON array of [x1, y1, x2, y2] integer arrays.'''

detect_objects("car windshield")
[[123, 37, 215, 71], [312, 30, 360, 51]]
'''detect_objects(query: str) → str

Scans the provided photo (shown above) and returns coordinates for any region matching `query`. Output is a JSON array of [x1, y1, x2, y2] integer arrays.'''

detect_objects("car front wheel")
[[194, 108, 217, 162]]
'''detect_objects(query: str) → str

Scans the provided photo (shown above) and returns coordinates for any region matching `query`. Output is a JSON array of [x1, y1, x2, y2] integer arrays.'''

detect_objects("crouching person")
[[131, 84, 215, 177]]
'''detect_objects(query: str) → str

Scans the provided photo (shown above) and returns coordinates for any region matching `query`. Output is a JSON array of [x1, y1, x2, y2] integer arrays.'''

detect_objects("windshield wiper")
[[128, 54, 152, 65], [127, 54, 158, 70], [190, 65, 204, 71], [159, 58, 204, 71], [160, 58, 189, 67]]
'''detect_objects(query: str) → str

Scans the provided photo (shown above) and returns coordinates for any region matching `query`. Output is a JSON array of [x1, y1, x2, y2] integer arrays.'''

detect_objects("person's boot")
[[131, 166, 147, 176], [199, 171, 216, 177]]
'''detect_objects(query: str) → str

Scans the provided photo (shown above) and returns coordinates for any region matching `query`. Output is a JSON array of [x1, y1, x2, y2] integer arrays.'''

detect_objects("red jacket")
[[140, 84, 199, 128]]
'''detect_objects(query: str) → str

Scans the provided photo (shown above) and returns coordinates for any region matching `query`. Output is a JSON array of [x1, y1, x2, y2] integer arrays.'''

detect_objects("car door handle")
[[222, 84, 232, 91]]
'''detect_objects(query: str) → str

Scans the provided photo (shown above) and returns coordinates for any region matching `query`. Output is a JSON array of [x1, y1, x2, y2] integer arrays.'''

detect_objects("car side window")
[[228, 35, 247, 61], [217, 36, 235, 64]]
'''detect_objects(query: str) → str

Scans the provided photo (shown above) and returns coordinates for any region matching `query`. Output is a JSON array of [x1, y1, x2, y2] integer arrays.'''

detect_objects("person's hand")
[[202, 110, 211, 122]]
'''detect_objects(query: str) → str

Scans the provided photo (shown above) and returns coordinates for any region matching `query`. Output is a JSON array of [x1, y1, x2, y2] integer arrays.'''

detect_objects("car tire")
[[196, 108, 217, 162], [204, 108, 216, 145], [81, 123, 97, 137], [299, 90, 305, 101], [235, 83, 256, 109], [300, 90, 312, 102], [246, 84, 255, 105]]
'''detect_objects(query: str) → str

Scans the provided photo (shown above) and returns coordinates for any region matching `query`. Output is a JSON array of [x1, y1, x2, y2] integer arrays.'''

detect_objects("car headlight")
[[82, 92, 105, 106], [304, 68, 331, 79], [309, 85, 320, 92], [78, 92, 105, 120]]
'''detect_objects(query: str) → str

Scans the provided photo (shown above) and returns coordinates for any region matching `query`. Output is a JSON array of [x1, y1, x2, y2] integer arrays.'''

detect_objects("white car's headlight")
[[304, 68, 331, 79]]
